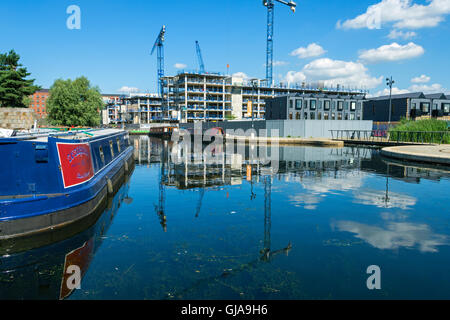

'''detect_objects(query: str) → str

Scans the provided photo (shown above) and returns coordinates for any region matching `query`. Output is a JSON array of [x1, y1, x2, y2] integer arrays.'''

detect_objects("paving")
[[381, 144, 450, 165]]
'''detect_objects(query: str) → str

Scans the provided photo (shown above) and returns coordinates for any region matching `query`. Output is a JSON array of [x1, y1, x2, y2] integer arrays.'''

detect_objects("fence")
[[330, 130, 450, 145]]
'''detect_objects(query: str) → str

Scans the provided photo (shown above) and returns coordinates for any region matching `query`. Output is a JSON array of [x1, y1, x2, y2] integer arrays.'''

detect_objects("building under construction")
[[161, 71, 366, 123]]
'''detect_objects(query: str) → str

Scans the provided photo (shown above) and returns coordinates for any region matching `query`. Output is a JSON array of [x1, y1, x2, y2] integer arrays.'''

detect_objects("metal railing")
[[330, 130, 449, 145]]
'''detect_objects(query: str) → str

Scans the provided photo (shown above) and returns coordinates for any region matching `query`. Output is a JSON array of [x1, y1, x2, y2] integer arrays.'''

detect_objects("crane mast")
[[263, 0, 296, 86], [195, 41, 206, 74], [151, 25, 166, 103]]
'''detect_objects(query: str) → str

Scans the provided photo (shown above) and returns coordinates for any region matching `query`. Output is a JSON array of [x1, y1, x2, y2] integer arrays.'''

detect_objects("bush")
[[389, 119, 450, 144]]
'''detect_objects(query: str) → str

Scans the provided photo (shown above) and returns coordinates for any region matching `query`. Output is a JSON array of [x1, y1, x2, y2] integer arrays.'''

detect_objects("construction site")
[[103, 0, 367, 125]]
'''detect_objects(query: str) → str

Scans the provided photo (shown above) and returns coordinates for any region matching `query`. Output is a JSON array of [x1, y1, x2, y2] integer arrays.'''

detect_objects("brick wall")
[[0, 108, 36, 130]]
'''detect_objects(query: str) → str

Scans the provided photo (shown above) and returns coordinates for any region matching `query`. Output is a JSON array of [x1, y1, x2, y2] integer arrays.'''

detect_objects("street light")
[[386, 76, 395, 126]]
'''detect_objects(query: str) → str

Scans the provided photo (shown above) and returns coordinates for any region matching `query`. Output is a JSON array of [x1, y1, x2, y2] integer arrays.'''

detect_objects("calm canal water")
[[1, 135, 450, 299]]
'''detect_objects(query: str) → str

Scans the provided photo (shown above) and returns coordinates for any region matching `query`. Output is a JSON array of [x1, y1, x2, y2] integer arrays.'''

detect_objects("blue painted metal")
[[151, 25, 166, 98], [263, 0, 296, 86], [195, 41, 206, 74], [0, 131, 132, 222]]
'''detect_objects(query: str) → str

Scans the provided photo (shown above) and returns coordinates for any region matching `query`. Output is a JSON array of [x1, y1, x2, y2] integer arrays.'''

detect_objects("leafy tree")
[[47, 77, 102, 127], [0, 50, 40, 108]]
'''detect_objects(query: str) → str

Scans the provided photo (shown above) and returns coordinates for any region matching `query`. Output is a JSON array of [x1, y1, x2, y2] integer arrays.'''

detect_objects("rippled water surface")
[[1, 136, 450, 299]]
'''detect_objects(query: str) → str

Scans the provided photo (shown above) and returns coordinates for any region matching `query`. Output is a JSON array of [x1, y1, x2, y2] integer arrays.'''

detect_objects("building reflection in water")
[[0, 179, 133, 300], [132, 135, 450, 256]]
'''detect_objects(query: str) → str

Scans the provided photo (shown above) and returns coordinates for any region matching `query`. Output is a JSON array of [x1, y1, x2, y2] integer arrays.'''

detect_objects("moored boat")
[[0, 128, 134, 239]]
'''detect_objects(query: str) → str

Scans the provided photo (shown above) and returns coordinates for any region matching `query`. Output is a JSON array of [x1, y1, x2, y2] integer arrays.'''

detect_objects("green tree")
[[0, 50, 40, 108], [47, 77, 102, 127]]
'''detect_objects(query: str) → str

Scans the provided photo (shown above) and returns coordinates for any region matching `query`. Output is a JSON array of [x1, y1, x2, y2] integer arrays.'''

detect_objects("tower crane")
[[195, 41, 206, 74], [151, 25, 166, 99], [155, 140, 168, 232], [170, 174, 292, 299], [263, 0, 296, 86]]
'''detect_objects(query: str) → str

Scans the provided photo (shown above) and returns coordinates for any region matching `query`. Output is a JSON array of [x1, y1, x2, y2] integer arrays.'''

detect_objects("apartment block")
[[162, 71, 366, 123], [29, 89, 50, 118]]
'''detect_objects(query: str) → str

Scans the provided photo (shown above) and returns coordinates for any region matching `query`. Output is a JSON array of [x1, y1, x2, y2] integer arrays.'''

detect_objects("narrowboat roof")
[[2, 128, 126, 143]]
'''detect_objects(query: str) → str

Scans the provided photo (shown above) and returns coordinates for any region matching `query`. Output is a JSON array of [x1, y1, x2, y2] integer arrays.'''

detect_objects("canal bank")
[[381, 145, 450, 166]]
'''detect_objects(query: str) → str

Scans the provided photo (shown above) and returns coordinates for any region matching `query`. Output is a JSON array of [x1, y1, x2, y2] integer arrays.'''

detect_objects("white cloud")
[[118, 86, 139, 93], [410, 83, 446, 93], [285, 71, 306, 83], [359, 42, 424, 63], [368, 87, 411, 98], [335, 221, 448, 253], [290, 43, 326, 59], [387, 29, 417, 39], [174, 63, 187, 69], [288, 58, 382, 89], [411, 74, 431, 83], [337, 0, 450, 30], [232, 72, 249, 79]]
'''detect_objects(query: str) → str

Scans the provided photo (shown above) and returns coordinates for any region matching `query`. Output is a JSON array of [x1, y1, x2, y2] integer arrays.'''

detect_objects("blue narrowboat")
[[0, 129, 134, 239]]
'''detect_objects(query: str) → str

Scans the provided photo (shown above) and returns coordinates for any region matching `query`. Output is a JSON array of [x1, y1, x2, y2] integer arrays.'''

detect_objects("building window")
[[331, 113, 335, 120], [289, 113, 293, 120], [344, 113, 349, 120], [304, 112, 308, 119], [350, 101, 356, 111], [337, 113, 342, 120], [310, 100, 317, 110], [337, 101, 343, 111], [324, 100, 330, 111], [310, 112, 315, 120], [289, 100, 294, 109], [324, 113, 329, 120], [350, 113, 355, 120], [443, 103, 450, 113], [421, 102, 430, 113], [318, 112, 322, 120], [295, 99, 302, 110], [357, 114, 361, 120], [412, 103, 417, 109], [296, 112, 300, 119]]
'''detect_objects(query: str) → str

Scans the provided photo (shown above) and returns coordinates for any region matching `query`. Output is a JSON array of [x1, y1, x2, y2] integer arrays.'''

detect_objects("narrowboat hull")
[[0, 129, 134, 240]]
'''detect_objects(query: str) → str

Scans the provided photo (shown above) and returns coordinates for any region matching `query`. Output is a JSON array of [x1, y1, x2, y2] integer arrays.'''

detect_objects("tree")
[[47, 77, 102, 127], [0, 50, 40, 108]]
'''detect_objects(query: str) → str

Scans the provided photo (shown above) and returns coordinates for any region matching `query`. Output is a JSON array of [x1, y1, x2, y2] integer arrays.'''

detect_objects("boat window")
[[99, 146, 105, 164], [109, 140, 114, 158], [117, 138, 121, 153]]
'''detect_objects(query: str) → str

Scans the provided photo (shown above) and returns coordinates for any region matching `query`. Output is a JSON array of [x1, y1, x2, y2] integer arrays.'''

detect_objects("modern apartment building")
[[120, 93, 163, 124], [102, 94, 124, 125], [29, 89, 50, 118], [162, 71, 365, 123], [265, 93, 366, 121], [363, 92, 450, 122]]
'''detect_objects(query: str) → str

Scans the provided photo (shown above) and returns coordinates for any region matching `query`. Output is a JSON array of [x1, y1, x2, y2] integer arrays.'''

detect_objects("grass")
[[389, 118, 450, 144]]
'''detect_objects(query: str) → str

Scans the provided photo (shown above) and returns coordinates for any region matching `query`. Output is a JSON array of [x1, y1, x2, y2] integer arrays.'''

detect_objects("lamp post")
[[386, 76, 395, 127]]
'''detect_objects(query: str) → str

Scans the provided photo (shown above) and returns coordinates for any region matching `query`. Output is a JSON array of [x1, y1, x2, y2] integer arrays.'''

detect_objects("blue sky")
[[1, 0, 449, 96]]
